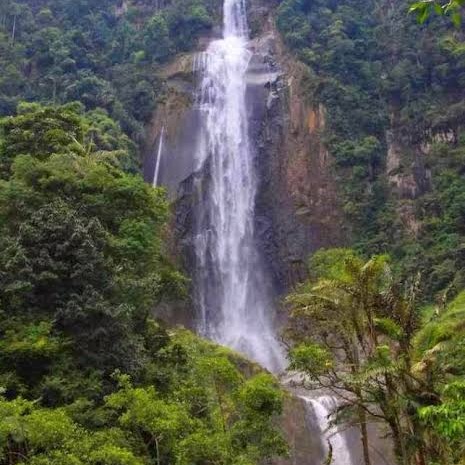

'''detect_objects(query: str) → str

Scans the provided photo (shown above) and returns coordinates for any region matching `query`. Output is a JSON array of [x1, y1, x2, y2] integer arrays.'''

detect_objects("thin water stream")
[[153, 126, 165, 188], [302, 395, 354, 465]]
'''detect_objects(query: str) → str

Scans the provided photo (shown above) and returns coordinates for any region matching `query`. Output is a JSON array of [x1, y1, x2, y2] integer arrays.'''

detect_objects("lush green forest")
[[276, 0, 465, 463], [0, 0, 216, 150], [287, 248, 465, 465], [277, 0, 465, 301], [0, 101, 286, 465], [2, 0, 465, 464], [0, 1, 287, 464]]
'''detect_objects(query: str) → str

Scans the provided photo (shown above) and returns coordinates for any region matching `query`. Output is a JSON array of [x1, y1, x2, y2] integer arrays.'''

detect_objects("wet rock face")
[[248, 19, 343, 293], [385, 128, 432, 201], [384, 112, 433, 238], [142, 4, 394, 465], [275, 386, 397, 465], [273, 394, 326, 465], [143, 2, 344, 299]]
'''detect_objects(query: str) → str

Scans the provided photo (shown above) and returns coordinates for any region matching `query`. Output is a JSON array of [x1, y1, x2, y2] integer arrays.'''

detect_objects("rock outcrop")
[[274, 394, 326, 465], [250, 17, 343, 293], [143, 1, 343, 296], [384, 110, 432, 237]]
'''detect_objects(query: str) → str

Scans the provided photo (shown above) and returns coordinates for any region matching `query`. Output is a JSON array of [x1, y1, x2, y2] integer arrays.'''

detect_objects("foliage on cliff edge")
[[277, 0, 465, 301], [0, 103, 287, 465], [286, 248, 465, 465]]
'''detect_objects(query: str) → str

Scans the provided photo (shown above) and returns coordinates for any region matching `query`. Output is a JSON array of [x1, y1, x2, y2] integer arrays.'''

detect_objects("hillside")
[[1, 0, 465, 464], [276, 0, 465, 300]]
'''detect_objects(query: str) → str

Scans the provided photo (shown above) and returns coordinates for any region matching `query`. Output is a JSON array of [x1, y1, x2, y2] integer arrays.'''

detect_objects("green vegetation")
[[410, 0, 465, 26], [276, 0, 465, 300], [0, 4, 291, 465], [0, 0, 217, 146], [0, 331, 286, 465], [276, 0, 465, 462], [0, 103, 183, 380], [2, 0, 465, 464], [286, 248, 465, 465], [0, 103, 287, 465]]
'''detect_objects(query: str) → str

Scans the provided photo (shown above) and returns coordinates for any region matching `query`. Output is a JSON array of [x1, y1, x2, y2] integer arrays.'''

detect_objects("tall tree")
[[286, 249, 432, 465]]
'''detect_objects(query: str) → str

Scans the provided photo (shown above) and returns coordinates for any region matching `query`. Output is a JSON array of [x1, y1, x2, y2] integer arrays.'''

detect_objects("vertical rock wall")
[[143, 4, 344, 298], [249, 17, 343, 293], [142, 3, 398, 464], [274, 394, 326, 465]]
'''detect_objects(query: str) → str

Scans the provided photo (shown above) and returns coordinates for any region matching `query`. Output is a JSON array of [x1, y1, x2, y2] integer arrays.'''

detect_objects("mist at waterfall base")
[[191, 0, 285, 372]]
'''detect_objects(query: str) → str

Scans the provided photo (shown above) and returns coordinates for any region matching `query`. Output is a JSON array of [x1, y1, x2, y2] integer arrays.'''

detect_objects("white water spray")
[[193, 0, 284, 371], [153, 127, 164, 187], [303, 396, 354, 465]]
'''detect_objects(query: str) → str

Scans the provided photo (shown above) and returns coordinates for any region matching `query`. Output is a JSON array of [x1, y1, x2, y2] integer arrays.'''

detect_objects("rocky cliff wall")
[[143, 0, 344, 298], [250, 17, 343, 293], [141, 4, 399, 464]]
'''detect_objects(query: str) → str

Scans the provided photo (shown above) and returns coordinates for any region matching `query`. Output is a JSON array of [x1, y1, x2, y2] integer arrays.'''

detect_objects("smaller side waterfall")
[[153, 127, 165, 187], [302, 396, 353, 465]]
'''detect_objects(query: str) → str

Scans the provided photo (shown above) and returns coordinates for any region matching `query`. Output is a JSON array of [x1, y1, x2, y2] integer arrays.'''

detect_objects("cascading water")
[[192, 0, 284, 371], [153, 127, 165, 188], [303, 396, 354, 465]]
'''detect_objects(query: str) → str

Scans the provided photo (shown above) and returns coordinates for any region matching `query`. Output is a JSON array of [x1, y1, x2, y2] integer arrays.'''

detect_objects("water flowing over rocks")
[[277, 373, 395, 465], [144, 0, 344, 300], [142, 0, 392, 462], [184, 0, 285, 371]]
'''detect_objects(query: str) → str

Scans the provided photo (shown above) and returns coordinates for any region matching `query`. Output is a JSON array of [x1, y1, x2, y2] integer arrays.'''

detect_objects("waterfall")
[[153, 127, 164, 187], [302, 396, 354, 465], [192, 0, 284, 371]]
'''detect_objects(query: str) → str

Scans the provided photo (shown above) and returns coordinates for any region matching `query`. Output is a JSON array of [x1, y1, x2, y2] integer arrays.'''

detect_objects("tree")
[[286, 248, 431, 465], [413, 291, 465, 464], [0, 104, 184, 376], [419, 381, 465, 463], [410, 0, 465, 26], [0, 395, 143, 465], [143, 14, 173, 62], [106, 376, 192, 465], [0, 102, 85, 175]]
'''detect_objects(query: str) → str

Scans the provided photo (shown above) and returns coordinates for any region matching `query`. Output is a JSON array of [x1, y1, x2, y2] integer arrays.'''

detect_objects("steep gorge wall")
[[143, 0, 344, 299], [251, 17, 344, 292], [141, 4, 401, 464], [384, 113, 432, 238]]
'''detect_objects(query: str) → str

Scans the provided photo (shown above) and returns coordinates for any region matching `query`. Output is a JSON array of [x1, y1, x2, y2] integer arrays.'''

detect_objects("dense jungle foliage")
[[287, 248, 465, 465], [277, 0, 465, 301], [277, 0, 465, 463], [0, 1, 287, 464], [0, 103, 286, 465], [2, 0, 465, 464], [0, 0, 217, 150]]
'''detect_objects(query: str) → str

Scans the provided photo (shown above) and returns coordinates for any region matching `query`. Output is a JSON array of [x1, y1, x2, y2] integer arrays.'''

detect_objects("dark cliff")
[[143, 0, 345, 299]]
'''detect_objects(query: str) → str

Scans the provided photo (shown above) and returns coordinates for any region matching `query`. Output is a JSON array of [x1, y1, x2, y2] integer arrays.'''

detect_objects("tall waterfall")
[[193, 0, 284, 371]]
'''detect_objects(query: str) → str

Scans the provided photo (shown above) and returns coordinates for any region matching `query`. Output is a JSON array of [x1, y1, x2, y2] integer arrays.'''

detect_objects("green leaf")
[[373, 318, 403, 340], [452, 11, 462, 26], [409, 1, 427, 12], [433, 2, 444, 14], [419, 5, 431, 23], [288, 343, 333, 377]]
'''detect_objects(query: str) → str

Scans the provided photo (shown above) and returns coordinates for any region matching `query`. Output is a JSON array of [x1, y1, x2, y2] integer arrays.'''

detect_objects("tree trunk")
[[11, 14, 16, 43], [386, 416, 409, 465], [358, 405, 372, 465], [154, 436, 160, 465]]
